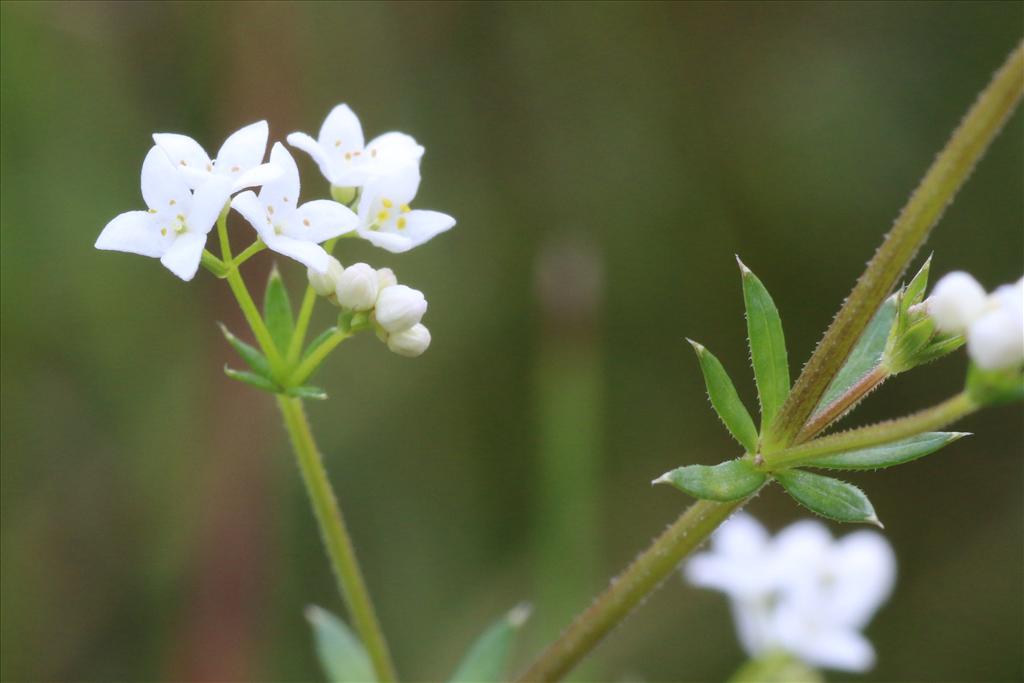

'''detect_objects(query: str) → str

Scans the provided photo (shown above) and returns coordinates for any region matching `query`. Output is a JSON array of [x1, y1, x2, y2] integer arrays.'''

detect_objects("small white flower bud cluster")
[[307, 259, 432, 357], [928, 271, 1024, 370]]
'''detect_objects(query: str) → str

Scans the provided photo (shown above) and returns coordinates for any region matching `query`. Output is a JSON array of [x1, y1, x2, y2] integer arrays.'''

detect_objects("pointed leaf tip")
[[690, 343, 759, 453], [741, 264, 790, 431], [735, 254, 752, 275], [686, 338, 704, 353], [806, 432, 967, 471], [658, 459, 766, 501], [506, 602, 532, 628], [775, 469, 879, 525]]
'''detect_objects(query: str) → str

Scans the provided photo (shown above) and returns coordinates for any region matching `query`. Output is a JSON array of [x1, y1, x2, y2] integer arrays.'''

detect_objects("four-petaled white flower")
[[153, 120, 280, 196], [686, 514, 896, 673], [287, 104, 424, 189], [356, 164, 456, 253], [95, 147, 230, 280], [232, 143, 358, 273]]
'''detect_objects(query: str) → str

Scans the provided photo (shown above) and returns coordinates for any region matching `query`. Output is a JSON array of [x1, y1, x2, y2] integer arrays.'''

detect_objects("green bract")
[[688, 340, 759, 454], [264, 266, 296, 354], [774, 469, 881, 526], [807, 432, 968, 470], [739, 258, 790, 431], [449, 604, 531, 683], [306, 606, 376, 683], [655, 459, 766, 501]]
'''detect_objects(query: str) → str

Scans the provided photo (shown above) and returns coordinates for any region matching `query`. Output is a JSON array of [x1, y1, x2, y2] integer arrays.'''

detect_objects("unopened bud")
[[387, 323, 431, 357], [335, 262, 378, 311], [375, 285, 427, 333], [376, 267, 398, 290], [968, 308, 1024, 370], [307, 257, 344, 297], [330, 185, 357, 205], [927, 271, 987, 334]]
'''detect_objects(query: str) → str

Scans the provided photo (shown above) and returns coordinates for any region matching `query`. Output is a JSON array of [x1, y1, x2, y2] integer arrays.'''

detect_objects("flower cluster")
[[95, 103, 454, 278], [927, 272, 1024, 370], [685, 514, 895, 673]]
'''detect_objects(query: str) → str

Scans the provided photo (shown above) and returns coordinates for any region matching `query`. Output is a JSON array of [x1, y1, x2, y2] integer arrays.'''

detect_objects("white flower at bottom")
[[386, 323, 431, 357], [685, 514, 895, 673], [232, 143, 358, 272], [927, 271, 988, 334], [95, 147, 229, 281], [375, 285, 428, 333], [335, 263, 378, 311]]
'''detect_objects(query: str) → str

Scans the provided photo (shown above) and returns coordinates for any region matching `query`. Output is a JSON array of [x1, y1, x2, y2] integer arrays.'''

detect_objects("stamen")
[[180, 160, 188, 166], [268, 205, 275, 215], [206, 163, 213, 172], [397, 217, 407, 230], [377, 210, 390, 222], [344, 152, 352, 160], [230, 165, 240, 173], [303, 218, 311, 227], [382, 198, 394, 208], [169, 199, 176, 206], [148, 209, 157, 214], [400, 204, 411, 213], [335, 139, 342, 147], [160, 228, 167, 236]]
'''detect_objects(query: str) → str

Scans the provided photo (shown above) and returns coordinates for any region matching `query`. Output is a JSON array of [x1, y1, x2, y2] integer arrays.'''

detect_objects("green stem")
[[231, 239, 266, 267], [767, 391, 978, 469], [795, 365, 891, 443], [201, 249, 229, 277], [217, 205, 233, 262], [276, 396, 397, 683], [765, 40, 1024, 450], [288, 328, 352, 385], [514, 496, 751, 683], [225, 266, 285, 371], [288, 237, 340, 364]]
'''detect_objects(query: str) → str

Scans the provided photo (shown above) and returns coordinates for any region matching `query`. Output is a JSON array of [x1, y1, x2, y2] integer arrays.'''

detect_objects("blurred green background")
[[2, 2, 1022, 682]]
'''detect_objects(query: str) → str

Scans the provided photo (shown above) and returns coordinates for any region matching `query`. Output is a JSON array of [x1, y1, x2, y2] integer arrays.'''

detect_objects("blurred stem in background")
[[516, 38, 1024, 683], [532, 237, 605, 667]]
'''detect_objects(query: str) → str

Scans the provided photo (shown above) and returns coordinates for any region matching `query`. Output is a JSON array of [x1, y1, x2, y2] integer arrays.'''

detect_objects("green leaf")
[[914, 334, 965, 366], [654, 459, 766, 501], [303, 327, 340, 362], [816, 296, 897, 411], [218, 323, 271, 378], [264, 266, 295, 354], [738, 258, 790, 430], [809, 432, 968, 470], [903, 255, 932, 308], [449, 603, 531, 683], [306, 605, 376, 683], [224, 365, 280, 394], [775, 469, 881, 526], [688, 340, 759, 454], [287, 385, 329, 400]]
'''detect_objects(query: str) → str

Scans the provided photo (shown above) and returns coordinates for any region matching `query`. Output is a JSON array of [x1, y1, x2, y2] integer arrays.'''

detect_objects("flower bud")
[[330, 185, 357, 205], [376, 267, 398, 290], [927, 271, 987, 334], [375, 285, 427, 333], [335, 262, 378, 311], [387, 323, 431, 357], [967, 308, 1024, 370], [990, 278, 1024, 317], [307, 257, 344, 297]]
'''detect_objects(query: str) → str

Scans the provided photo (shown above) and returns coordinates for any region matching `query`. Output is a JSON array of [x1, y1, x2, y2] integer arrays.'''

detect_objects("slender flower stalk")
[[515, 497, 751, 683], [767, 392, 979, 470], [796, 366, 890, 444], [517, 40, 1024, 682], [276, 396, 398, 683]]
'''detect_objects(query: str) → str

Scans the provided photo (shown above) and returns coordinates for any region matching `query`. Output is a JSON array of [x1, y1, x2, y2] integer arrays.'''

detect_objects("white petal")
[[231, 191, 272, 241], [259, 142, 301, 218], [792, 626, 876, 673], [364, 132, 425, 177], [263, 232, 330, 272], [317, 103, 365, 154], [730, 597, 776, 658], [214, 121, 268, 178], [287, 131, 336, 184], [711, 513, 770, 558], [95, 210, 168, 257], [685, 554, 768, 599], [140, 146, 192, 213], [829, 531, 896, 628], [359, 165, 421, 221], [159, 231, 207, 281], [388, 209, 455, 249], [232, 162, 283, 193], [357, 229, 415, 254], [928, 271, 988, 334], [188, 176, 232, 235], [290, 200, 358, 242], [152, 133, 212, 185], [771, 519, 832, 587]]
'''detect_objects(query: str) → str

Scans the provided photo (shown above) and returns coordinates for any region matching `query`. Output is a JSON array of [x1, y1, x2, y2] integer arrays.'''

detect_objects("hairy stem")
[[514, 496, 750, 683], [765, 40, 1024, 449], [796, 365, 890, 443], [276, 396, 398, 683], [768, 391, 978, 469]]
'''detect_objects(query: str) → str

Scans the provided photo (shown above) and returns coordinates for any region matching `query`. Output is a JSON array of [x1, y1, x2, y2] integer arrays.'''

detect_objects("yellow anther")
[[303, 218, 311, 227], [176, 214, 185, 221], [335, 139, 342, 147], [160, 228, 167, 236], [397, 217, 407, 230], [345, 152, 352, 160], [377, 210, 390, 222], [148, 209, 157, 214], [169, 199, 176, 206], [206, 163, 213, 172], [382, 198, 394, 208], [268, 205, 275, 215], [400, 204, 411, 213]]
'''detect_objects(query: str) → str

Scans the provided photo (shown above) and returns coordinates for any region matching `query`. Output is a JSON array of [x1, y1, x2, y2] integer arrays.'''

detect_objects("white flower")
[[335, 263, 378, 311], [376, 267, 398, 291], [95, 147, 229, 281], [286, 104, 424, 189], [356, 165, 455, 253], [308, 257, 344, 297], [927, 271, 988, 334], [231, 143, 358, 272], [968, 307, 1024, 370], [387, 323, 431, 357], [686, 514, 895, 673], [375, 285, 427, 333], [153, 121, 280, 196]]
